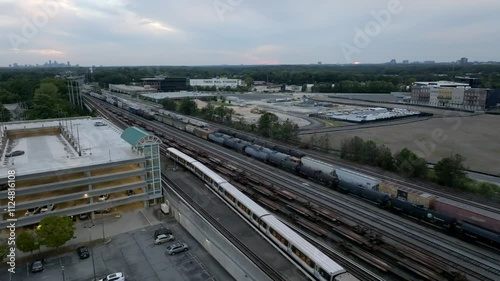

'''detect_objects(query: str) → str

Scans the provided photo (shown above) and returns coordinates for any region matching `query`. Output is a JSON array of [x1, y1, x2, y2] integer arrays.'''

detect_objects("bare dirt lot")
[[300, 114, 500, 175]]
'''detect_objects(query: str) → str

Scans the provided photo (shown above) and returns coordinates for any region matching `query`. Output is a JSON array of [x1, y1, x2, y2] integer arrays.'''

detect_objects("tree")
[[360, 140, 379, 165], [0, 243, 8, 262], [161, 99, 177, 111], [257, 112, 278, 137], [375, 145, 395, 171], [37, 216, 75, 250], [178, 98, 197, 115], [340, 136, 364, 162], [16, 231, 39, 256], [0, 103, 11, 122], [394, 148, 428, 178], [26, 83, 67, 120], [434, 154, 468, 188], [244, 76, 254, 87]]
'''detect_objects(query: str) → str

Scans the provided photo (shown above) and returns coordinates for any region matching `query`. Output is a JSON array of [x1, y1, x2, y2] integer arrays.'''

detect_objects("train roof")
[[261, 215, 346, 276], [219, 182, 271, 218], [166, 147, 198, 164], [192, 161, 228, 185]]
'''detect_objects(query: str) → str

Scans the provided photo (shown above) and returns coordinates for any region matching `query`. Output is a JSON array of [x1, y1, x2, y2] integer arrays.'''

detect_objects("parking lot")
[[1, 222, 233, 281]]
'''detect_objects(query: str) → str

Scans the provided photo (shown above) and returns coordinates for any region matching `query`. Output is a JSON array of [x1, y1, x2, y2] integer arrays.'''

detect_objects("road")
[[427, 164, 500, 185]]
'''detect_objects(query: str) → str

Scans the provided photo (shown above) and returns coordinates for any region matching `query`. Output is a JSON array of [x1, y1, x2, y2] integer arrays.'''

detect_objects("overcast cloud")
[[0, 0, 499, 66]]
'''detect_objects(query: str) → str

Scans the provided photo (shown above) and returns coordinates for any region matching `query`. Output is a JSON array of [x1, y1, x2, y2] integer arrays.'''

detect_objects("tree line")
[[338, 136, 499, 196], [162, 98, 299, 143], [0, 216, 75, 261], [311, 80, 400, 93]]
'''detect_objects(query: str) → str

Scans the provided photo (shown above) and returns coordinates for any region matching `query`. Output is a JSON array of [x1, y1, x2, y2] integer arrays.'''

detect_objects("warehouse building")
[[140, 91, 215, 103], [109, 84, 154, 97], [141, 76, 189, 92], [190, 78, 242, 88], [0, 117, 162, 229]]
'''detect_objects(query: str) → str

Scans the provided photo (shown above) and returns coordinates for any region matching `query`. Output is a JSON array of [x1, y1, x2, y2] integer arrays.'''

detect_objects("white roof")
[[0, 117, 142, 176], [262, 215, 346, 276], [166, 147, 198, 164], [141, 92, 215, 100]]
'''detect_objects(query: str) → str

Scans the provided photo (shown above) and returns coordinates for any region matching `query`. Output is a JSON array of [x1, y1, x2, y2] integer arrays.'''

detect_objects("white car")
[[40, 204, 54, 213], [97, 272, 124, 281], [154, 234, 175, 245]]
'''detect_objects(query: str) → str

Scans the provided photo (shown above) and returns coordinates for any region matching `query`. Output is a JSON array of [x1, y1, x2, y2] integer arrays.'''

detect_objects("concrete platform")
[[165, 167, 309, 281]]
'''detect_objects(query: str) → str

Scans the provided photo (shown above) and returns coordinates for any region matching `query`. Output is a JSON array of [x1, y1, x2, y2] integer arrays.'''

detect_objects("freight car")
[[339, 181, 390, 207], [391, 198, 457, 231], [460, 222, 500, 247]]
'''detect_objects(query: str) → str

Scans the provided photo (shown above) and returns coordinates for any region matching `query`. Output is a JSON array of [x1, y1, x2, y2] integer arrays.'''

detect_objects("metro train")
[[166, 147, 358, 281]]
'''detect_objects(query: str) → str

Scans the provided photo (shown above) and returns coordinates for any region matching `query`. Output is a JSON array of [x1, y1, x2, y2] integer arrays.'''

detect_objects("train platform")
[[163, 166, 310, 281]]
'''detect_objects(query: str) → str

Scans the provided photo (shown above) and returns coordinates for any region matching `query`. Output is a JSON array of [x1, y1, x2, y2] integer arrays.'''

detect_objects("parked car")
[[95, 208, 111, 214], [154, 234, 175, 245], [127, 189, 135, 196], [5, 150, 25, 157], [77, 246, 90, 259], [94, 122, 107, 127], [166, 243, 189, 255], [31, 259, 44, 272], [24, 208, 36, 216], [97, 272, 125, 281], [98, 194, 109, 201], [40, 204, 54, 213], [79, 213, 90, 220], [153, 226, 172, 239]]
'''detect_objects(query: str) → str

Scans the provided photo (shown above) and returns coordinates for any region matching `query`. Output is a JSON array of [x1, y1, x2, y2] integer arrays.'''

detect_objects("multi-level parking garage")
[[0, 117, 162, 229]]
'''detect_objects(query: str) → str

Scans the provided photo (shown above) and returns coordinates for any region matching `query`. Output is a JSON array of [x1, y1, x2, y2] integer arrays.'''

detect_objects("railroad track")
[[208, 122, 500, 215], [86, 97, 500, 280], [161, 176, 288, 281]]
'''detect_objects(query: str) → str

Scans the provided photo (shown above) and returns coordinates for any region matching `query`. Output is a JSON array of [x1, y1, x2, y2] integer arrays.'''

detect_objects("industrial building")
[[141, 76, 189, 92], [410, 82, 500, 110], [140, 91, 215, 103], [109, 84, 155, 97], [0, 117, 162, 229], [317, 107, 421, 123], [190, 78, 242, 88]]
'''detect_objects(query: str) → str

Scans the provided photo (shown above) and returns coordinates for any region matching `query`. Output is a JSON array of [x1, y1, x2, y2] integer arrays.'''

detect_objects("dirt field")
[[300, 114, 500, 175]]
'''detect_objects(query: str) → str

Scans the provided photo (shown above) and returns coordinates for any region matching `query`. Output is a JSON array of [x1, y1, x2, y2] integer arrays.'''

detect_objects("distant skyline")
[[0, 0, 499, 66]]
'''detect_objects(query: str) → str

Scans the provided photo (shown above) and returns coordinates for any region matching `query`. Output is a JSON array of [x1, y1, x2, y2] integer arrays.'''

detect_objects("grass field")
[[299, 114, 500, 175]]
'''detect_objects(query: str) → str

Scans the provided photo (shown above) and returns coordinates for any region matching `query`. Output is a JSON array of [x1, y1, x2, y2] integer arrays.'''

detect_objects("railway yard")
[[85, 94, 500, 281]]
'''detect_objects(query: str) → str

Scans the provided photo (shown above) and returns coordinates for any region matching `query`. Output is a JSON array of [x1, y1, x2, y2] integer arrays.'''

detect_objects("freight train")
[[86, 93, 500, 248], [166, 147, 358, 281]]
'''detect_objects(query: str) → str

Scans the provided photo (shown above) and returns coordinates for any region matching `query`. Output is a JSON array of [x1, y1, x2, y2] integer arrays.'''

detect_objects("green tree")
[[360, 140, 379, 165], [161, 99, 177, 111], [178, 98, 197, 115], [244, 76, 254, 87], [16, 231, 39, 256], [394, 148, 428, 178], [0, 103, 11, 122], [37, 216, 75, 250], [340, 136, 364, 162], [0, 88, 19, 104], [375, 145, 395, 171], [0, 243, 8, 262], [26, 83, 67, 119], [434, 154, 468, 188], [257, 112, 279, 137]]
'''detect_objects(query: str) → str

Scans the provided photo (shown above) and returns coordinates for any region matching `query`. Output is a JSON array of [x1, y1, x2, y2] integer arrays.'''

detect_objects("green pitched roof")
[[121, 126, 157, 146]]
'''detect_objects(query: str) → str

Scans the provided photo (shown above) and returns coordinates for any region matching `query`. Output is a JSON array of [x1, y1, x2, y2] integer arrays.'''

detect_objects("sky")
[[0, 0, 499, 66]]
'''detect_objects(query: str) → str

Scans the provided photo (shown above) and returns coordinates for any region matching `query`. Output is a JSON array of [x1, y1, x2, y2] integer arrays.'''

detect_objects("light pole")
[[61, 265, 66, 281], [89, 227, 97, 280], [101, 212, 106, 242]]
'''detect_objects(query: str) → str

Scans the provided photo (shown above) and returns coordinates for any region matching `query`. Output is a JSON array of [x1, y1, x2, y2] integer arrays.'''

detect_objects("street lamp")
[[88, 227, 97, 280]]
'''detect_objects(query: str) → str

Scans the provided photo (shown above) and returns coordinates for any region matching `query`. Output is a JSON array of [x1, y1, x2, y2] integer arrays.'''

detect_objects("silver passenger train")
[[166, 147, 358, 281]]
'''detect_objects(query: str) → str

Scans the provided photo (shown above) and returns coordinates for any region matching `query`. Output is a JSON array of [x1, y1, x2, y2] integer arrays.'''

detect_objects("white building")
[[190, 78, 242, 89]]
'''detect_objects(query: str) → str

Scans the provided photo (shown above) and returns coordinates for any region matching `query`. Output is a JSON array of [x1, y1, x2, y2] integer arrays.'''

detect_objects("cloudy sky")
[[0, 0, 499, 66]]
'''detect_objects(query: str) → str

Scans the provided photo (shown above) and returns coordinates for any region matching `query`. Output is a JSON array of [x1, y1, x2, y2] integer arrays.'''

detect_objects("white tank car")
[[300, 157, 380, 189]]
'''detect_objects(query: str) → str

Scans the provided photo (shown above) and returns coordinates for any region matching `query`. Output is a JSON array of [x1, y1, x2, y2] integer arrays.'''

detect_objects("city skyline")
[[0, 0, 499, 66]]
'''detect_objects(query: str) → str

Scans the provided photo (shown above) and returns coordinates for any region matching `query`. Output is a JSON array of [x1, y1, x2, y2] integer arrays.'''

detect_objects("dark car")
[[153, 226, 172, 239], [79, 213, 90, 220], [5, 150, 25, 158], [31, 259, 44, 273], [77, 246, 90, 259], [127, 189, 136, 196]]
